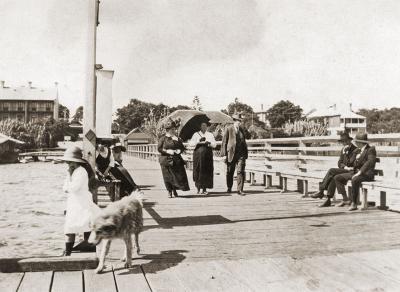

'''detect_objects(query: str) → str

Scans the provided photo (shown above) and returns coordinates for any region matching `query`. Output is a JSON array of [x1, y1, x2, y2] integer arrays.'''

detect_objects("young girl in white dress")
[[62, 146, 100, 256]]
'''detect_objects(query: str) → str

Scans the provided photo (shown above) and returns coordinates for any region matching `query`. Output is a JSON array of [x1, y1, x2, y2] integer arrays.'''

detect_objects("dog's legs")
[[134, 232, 140, 255], [123, 235, 132, 268], [95, 239, 111, 274]]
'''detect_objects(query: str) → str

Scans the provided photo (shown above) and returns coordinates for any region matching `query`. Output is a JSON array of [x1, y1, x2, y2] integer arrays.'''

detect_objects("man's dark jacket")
[[338, 144, 359, 168], [353, 144, 377, 178]]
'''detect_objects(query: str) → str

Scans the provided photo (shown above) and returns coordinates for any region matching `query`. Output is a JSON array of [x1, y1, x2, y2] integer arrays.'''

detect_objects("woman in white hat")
[[61, 146, 100, 256]]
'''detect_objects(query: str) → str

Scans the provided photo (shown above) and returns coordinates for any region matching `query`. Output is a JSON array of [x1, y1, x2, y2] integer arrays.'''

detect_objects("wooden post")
[[95, 70, 114, 138], [280, 177, 288, 193], [83, 0, 99, 170], [266, 175, 272, 189], [303, 180, 308, 197], [361, 188, 368, 210], [379, 191, 388, 210], [297, 179, 304, 194], [250, 172, 255, 185]]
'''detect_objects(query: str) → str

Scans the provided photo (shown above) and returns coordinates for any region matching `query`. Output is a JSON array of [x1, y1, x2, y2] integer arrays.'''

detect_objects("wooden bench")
[[90, 178, 121, 206], [277, 158, 397, 210], [361, 177, 400, 210]]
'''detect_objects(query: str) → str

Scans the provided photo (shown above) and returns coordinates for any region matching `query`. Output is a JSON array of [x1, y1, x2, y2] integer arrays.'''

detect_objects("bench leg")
[[250, 172, 255, 185], [302, 180, 309, 198], [266, 175, 272, 189], [361, 188, 368, 210], [379, 191, 388, 210], [278, 176, 283, 189], [280, 177, 288, 193], [297, 179, 304, 194], [263, 174, 266, 187]]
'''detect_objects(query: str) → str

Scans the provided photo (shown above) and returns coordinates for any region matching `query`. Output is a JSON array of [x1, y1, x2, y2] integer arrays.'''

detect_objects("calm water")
[[1, 157, 399, 258], [0, 162, 68, 258]]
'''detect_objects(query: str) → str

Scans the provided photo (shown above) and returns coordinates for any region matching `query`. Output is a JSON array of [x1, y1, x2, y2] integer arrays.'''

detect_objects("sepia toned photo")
[[1, 1, 400, 291]]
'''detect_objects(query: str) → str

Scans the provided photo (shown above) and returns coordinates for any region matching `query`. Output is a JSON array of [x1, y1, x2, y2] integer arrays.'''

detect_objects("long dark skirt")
[[160, 157, 190, 191], [193, 145, 214, 189]]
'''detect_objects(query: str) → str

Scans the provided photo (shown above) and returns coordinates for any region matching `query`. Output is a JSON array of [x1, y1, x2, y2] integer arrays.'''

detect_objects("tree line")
[[3, 99, 398, 150]]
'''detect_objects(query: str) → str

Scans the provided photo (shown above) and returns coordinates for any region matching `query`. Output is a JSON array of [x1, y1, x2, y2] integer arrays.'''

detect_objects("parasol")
[[204, 111, 233, 124], [159, 110, 210, 141]]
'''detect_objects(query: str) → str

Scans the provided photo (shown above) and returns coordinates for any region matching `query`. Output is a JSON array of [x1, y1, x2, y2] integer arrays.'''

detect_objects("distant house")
[[125, 128, 152, 145], [254, 104, 271, 127], [307, 104, 366, 135], [0, 81, 59, 123], [0, 133, 24, 163]]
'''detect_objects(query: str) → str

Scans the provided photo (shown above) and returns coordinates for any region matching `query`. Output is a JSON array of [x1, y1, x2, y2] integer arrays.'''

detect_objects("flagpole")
[[83, 0, 99, 169]]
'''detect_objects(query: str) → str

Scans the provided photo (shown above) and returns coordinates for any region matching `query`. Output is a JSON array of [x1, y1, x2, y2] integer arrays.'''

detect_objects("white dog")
[[88, 191, 143, 273]]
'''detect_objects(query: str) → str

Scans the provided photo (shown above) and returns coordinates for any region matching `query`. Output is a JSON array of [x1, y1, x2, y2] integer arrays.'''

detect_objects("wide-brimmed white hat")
[[62, 146, 86, 163]]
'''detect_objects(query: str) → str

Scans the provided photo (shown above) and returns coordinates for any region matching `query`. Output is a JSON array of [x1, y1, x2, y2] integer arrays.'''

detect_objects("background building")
[[0, 133, 24, 163], [0, 81, 59, 123], [125, 128, 152, 146], [307, 104, 366, 135]]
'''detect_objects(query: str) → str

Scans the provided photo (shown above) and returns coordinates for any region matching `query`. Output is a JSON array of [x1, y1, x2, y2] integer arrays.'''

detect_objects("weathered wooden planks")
[[17, 272, 53, 292], [142, 262, 187, 292], [51, 271, 83, 292], [83, 269, 117, 292], [0, 272, 23, 292], [112, 265, 151, 292]]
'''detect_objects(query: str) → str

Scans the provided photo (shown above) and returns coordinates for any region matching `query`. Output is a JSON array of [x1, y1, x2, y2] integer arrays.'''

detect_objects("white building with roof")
[[0, 81, 59, 123], [307, 103, 366, 135]]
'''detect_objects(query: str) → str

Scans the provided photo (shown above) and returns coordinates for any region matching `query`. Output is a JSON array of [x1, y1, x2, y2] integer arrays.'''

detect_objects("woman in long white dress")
[[62, 146, 100, 256], [189, 122, 217, 195]]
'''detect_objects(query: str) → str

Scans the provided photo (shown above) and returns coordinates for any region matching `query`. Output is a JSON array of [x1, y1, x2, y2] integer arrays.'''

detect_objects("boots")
[[319, 198, 332, 207], [311, 191, 324, 199], [63, 242, 74, 256], [84, 232, 91, 241], [348, 202, 358, 211]]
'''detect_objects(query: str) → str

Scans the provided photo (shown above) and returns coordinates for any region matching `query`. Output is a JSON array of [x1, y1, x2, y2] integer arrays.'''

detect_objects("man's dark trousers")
[[334, 172, 373, 203], [319, 168, 351, 191], [226, 156, 246, 192]]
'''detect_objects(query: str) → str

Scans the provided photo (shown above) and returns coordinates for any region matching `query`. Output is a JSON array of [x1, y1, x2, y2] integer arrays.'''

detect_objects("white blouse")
[[189, 131, 217, 148]]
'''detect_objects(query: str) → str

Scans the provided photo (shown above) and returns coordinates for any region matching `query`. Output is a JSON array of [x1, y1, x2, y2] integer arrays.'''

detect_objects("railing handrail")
[[126, 135, 400, 160]]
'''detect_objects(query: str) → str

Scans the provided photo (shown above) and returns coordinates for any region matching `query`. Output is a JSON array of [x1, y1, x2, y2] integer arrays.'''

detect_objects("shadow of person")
[[115, 249, 188, 275]]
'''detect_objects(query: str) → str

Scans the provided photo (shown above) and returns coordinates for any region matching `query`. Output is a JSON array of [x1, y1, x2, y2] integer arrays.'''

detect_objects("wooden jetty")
[[1, 156, 400, 291]]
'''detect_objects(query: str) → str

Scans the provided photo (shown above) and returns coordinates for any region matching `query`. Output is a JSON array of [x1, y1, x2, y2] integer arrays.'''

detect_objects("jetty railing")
[[126, 134, 400, 163], [126, 134, 400, 210]]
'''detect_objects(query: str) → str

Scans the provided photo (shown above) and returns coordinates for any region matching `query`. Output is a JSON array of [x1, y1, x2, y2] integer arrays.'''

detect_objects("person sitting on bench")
[[96, 143, 114, 178], [330, 133, 377, 211], [110, 142, 140, 198], [311, 132, 359, 207]]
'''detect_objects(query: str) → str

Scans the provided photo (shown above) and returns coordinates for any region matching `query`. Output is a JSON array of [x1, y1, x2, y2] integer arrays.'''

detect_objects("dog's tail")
[[129, 190, 144, 206]]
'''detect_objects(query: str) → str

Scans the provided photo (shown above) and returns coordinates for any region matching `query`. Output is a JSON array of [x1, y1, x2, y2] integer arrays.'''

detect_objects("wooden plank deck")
[[1, 156, 400, 291]]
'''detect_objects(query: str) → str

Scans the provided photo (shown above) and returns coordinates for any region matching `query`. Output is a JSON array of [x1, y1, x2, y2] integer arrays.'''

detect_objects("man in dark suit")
[[311, 132, 359, 207], [221, 113, 248, 195], [332, 133, 377, 211]]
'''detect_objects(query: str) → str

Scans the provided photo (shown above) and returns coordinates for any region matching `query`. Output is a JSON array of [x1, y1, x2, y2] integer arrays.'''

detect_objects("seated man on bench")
[[332, 133, 377, 211], [311, 132, 359, 207]]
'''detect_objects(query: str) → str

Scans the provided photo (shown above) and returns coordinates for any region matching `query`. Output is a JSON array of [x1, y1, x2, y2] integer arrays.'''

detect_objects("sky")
[[1, 0, 400, 114]]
